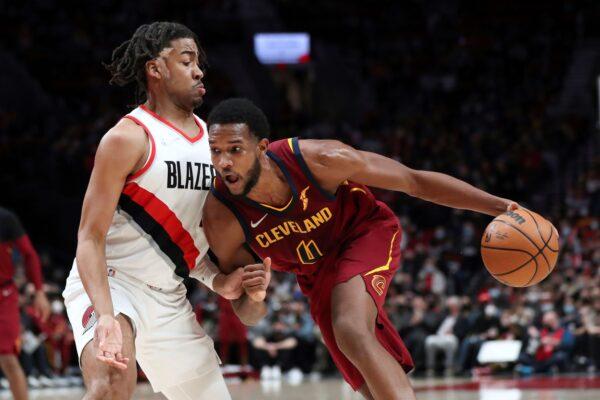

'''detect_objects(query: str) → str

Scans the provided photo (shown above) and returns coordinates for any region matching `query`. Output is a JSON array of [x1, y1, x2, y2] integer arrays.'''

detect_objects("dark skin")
[[203, 123, 518, 400]]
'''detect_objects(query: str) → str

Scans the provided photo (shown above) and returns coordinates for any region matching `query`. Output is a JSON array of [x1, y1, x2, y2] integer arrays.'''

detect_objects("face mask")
[[541, 303, 554, 313], [51, 300, 64, 314], [484, 305, 498, 317], [563, 305, 575, 315]]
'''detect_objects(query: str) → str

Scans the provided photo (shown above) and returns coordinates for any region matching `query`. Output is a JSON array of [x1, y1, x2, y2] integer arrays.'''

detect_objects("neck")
[[145, 91, 194, 125], [246, 155, 291, 207]]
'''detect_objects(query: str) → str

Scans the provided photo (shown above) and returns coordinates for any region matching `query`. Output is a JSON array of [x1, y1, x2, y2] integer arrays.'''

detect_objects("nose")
[[193, 64, 203, 80], [217, 154, 233, 170]]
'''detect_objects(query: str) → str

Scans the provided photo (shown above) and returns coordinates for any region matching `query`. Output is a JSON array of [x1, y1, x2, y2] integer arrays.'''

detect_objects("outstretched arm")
[[202, 193, 269, 325], [298, 139, 516, 216]]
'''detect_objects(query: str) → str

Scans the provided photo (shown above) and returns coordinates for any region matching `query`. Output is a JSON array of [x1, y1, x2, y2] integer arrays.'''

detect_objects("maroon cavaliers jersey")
[[211, 137, 401, 292]]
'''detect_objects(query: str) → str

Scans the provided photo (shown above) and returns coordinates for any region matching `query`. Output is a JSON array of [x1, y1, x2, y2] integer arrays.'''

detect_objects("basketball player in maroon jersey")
[[202, 98, 519, 400], [0, 206, 50, 400]]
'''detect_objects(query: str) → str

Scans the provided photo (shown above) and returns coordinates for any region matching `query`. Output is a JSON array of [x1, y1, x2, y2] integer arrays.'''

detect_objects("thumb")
[[263, 257, 271, 272]]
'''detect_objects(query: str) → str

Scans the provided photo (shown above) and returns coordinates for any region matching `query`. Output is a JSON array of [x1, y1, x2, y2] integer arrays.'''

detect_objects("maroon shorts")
[[306, 224, 414, 390], [0, 282, 21, 355]]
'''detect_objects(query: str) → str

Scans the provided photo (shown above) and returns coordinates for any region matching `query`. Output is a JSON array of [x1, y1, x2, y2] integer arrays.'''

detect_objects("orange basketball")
[[481, 209, 559, 287]]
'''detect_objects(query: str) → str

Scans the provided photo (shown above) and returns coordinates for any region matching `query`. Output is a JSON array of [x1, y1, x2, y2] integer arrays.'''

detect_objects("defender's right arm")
[[202, 193, 269, 325], [77, 118, 147, 317], [76, 118, 148, 367]]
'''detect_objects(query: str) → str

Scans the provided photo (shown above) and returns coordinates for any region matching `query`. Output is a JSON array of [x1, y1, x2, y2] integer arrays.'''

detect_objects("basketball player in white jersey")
[[62, 22, 256, 400]]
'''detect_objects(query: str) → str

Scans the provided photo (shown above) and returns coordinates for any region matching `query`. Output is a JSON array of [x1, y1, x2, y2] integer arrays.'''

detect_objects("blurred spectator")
[[516, 311, 575, 375], [424, 296, 467, 376], [398, 296, 441, 372], [217, 296, 248, 366], [250, 316, 298, 380], [456, 303, 501, 374]]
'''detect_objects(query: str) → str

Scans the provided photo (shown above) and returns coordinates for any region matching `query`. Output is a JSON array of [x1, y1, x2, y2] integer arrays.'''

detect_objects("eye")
[[231, 146, 241, 153], [183, 61, 191, 66], [210, 148, 221, 155]]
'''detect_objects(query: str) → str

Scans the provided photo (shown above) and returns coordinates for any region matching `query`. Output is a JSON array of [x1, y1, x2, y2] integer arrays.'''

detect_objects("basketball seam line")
[[520, 209, 552, 268], [520, 209, 559, 252], [481, 245, 535, 276], [482, 221, 554, 281], [488, 232, 548, 279], [494, 220, 543, 252]]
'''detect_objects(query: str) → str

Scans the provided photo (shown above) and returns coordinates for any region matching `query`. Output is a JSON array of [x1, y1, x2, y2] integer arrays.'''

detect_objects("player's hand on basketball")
[[242, 257, 272, 302], [506, 201, 519, 212], [214, 267, 244, 300], [32, 290, 51, 323], [95, 314, 129, 370]]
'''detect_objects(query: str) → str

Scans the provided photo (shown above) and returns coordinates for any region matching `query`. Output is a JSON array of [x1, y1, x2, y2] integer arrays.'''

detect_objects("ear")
[[145, 58, 162, 81], [257, 138, 270, 152]]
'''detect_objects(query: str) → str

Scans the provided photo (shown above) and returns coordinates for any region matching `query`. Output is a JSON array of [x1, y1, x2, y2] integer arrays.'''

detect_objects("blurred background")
[[1, 0, 599, 392]]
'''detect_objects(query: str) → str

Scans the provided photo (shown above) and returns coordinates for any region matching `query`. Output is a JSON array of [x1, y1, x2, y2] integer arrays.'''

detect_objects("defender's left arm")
[[299, 139, 517, 217]]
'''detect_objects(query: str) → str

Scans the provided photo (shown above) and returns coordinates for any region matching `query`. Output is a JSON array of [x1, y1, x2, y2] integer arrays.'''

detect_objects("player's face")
[[209, 123, 268, 196], [153, 38, 205, 109]]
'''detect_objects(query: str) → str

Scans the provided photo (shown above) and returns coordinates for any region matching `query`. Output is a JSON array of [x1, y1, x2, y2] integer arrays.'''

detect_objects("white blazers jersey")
[[102, 105, 214, 290]]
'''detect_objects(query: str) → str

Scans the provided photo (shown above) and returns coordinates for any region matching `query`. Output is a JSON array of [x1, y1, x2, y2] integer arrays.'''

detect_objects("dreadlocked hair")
[[104, 21, 206, 102]]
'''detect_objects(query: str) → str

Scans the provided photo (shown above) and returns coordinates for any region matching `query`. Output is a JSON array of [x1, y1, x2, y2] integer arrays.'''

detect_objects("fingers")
[[506, 202, 519, 211], [243, 270, 266, 280], [263, 257, 271, 272], [96, 348, 129, 370], [242, 277, 266, 288], [243, 263, 266, 273], [96, 354, 129, 370]]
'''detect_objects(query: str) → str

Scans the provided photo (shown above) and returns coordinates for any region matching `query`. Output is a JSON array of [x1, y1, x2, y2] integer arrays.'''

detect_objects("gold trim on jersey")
[[364, 230, 399, 276], [259, 196, 294, 212], [350, 187, 367, 194]]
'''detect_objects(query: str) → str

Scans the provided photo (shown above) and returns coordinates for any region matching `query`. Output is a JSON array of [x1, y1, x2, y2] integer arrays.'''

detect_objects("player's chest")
[[140, 134, 215, 193], [247, 201, 339, 266]]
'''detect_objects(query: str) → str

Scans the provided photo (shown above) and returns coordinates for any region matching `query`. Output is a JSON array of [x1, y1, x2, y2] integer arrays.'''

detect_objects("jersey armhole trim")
[[123, 115, 156, 182], [290, 137, 336, 200], [210, 183, 252, 243]]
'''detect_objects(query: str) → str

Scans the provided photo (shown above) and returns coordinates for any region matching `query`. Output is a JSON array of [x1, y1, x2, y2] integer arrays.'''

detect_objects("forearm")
[[274, 337, 298, 350], [76, 237, 114, 317], [14, 235, 43, 290], [232, 294, 268, 326], [411, 170, 509, 216]]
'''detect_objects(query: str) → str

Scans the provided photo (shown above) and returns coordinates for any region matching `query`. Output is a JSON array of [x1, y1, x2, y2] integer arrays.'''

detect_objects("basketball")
[[481, 209, 559, 287]]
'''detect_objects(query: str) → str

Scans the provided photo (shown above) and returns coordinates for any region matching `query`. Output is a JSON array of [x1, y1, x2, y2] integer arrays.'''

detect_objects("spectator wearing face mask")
[[516, 311, 575, 375], [456, 302, 501, 375]]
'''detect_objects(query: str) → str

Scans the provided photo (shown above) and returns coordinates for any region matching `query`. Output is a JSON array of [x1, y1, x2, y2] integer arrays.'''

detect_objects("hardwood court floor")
[[3, 375, 599, 399]]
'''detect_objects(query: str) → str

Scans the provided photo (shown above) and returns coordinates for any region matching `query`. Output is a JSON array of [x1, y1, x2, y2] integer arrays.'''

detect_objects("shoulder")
[[94, 117, 148, 167], [202, 193, 246, 250], [100, 117, 147, 150], [203, 192, 239, 227]]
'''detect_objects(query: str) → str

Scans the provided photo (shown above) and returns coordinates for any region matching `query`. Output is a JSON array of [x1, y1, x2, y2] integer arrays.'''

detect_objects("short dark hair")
[[207, 98, 270, 139], [104, 22, 206, 102]]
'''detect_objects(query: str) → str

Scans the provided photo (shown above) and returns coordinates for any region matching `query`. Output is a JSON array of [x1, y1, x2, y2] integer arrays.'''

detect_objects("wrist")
[[190, 257, 220, 290], [212, 273, 226, 293]]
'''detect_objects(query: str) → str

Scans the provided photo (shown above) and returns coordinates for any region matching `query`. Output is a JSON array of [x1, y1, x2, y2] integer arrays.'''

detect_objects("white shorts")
[[63, 265, 221, 393]]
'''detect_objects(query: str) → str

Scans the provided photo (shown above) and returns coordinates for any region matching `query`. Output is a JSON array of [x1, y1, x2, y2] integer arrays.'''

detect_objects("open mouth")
[[224, 174, 240, 185]]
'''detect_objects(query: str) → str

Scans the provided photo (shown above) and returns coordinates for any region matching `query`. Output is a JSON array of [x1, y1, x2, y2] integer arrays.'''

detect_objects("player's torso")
[[104, 105, 214, 290], [213, 137, 397, 277]]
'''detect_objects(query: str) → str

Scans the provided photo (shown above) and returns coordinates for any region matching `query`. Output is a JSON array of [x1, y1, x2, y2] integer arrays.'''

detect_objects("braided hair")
[[104, 22, 206, 102]]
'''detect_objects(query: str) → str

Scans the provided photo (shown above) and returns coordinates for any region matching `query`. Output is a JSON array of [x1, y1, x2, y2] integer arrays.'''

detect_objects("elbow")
[[77, 228, 105, 248]]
